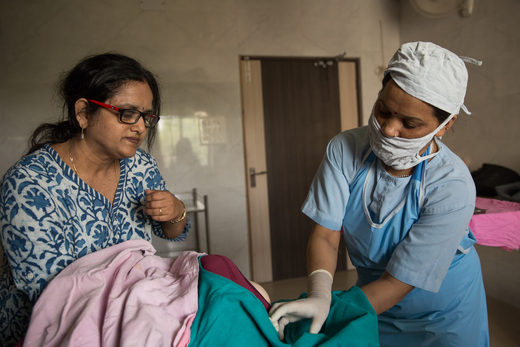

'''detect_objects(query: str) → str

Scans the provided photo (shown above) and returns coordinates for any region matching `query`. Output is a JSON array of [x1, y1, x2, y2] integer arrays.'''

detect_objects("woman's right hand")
[[268, 270, 333, 340]]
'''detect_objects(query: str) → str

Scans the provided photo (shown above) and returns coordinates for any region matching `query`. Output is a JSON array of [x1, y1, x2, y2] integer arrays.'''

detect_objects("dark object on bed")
[[471, 164, 520, 197], [495, 182, 520, 203]]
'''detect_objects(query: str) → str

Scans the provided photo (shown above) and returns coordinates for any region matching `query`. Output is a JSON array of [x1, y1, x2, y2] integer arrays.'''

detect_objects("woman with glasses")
[[0, 53, 190, 345]]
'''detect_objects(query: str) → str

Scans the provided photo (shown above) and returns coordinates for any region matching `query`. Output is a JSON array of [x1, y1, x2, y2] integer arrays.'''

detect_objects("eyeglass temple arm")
[[87, 99, 120, 111]]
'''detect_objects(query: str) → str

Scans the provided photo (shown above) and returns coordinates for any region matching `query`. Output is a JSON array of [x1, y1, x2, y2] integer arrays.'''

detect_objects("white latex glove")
[[269, 270, 333, 340]]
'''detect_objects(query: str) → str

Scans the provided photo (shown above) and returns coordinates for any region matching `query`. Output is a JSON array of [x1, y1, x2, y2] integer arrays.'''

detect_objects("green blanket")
[[189, 263, 379, 346]]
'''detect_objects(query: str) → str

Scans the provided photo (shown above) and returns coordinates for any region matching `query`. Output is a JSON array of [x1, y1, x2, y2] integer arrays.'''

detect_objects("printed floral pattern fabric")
[[0, 145, 189, 346]]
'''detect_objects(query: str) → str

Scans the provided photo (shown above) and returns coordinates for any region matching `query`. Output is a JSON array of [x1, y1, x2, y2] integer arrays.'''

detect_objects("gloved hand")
[[269, 270, 333, 340]]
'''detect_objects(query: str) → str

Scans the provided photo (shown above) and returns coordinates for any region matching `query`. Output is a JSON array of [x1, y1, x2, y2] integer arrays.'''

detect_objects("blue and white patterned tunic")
[[0, 144, 189, 345]]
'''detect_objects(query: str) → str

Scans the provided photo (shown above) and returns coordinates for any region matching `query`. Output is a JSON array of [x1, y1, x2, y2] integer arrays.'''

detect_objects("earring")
[[445, 127, 449, 131], [81, 127, 84, 139]]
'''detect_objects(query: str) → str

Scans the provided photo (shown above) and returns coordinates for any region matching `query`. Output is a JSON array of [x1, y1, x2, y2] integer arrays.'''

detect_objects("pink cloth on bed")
[[23, 239, 203, 347], [469, 197, 520, 251]]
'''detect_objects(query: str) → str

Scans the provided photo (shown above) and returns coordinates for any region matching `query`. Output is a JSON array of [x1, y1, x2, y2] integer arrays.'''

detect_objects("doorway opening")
[[240, 56, 361, 282]]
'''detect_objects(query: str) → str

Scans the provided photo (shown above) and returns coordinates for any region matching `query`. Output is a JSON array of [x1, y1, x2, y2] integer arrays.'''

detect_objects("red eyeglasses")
[[88, 99, 160, 128]]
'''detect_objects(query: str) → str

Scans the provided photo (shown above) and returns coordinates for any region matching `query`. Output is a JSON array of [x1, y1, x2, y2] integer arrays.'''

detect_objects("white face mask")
[[368, 108, 455, 170]]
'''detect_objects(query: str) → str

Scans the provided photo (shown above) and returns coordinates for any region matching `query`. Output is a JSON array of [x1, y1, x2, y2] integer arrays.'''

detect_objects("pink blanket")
[[470, 197, 520, 251], [24, 240, 203, 347]]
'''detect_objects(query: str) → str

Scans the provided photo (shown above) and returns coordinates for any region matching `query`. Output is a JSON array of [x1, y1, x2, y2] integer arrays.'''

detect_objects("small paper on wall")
[[199, 117, 227, 145]]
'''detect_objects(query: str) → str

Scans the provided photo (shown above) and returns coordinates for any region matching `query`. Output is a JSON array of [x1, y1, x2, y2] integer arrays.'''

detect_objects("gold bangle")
[[170, 200, 186, 224]]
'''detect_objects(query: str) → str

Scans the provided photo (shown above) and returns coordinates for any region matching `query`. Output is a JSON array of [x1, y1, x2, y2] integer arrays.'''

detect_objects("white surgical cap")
[[384, 41, 482, 115]]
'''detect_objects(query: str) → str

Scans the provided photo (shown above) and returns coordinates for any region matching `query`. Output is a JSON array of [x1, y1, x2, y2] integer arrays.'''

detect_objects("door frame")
[[240, 56, 362, 283]]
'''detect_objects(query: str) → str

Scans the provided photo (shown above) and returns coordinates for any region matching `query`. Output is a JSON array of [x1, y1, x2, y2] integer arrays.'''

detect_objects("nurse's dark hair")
[[26, 53, 161, 155], [382, 73, 451, 124]]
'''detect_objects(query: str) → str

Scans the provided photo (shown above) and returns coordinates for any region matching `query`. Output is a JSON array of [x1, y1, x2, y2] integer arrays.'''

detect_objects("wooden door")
[[241, 57, 359, 282]]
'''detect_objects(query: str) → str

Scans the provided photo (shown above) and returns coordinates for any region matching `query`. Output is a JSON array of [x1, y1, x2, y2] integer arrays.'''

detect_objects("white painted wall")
[[0, 0, 401, 277]]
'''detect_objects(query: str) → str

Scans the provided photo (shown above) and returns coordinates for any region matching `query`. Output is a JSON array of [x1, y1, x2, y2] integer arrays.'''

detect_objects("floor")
[[261, 270, 520, 347]]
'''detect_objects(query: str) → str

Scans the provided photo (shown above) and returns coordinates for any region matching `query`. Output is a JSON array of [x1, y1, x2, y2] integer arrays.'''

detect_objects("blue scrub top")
[[301, 126, 476, 292], [302, 127, 489, 346]]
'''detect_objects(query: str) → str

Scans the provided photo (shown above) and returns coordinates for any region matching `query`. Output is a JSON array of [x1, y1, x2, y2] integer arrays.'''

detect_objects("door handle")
[[249, 168, 267, 188]]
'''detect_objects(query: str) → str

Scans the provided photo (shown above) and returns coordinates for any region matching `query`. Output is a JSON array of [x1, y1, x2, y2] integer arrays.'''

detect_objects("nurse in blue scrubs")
[[269, 42, 489, 346]]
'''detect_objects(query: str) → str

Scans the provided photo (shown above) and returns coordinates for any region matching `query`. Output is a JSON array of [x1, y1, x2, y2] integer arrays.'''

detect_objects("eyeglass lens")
[[121, 110, 158, 128]]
